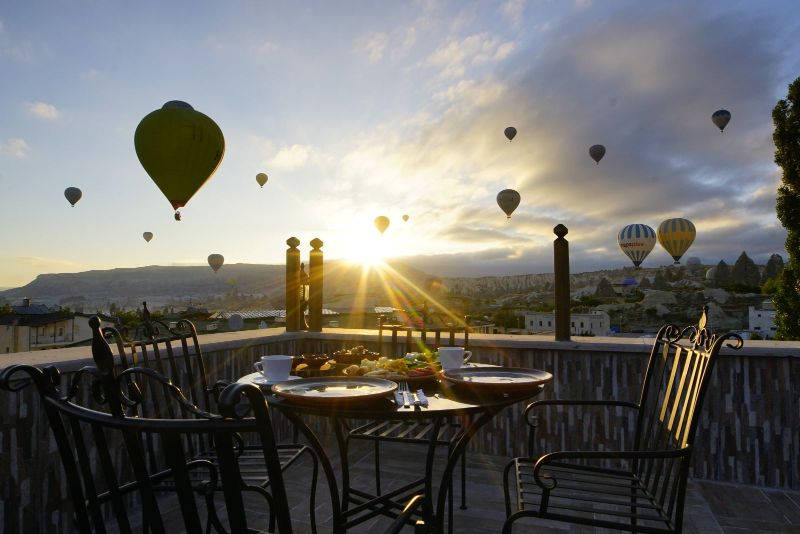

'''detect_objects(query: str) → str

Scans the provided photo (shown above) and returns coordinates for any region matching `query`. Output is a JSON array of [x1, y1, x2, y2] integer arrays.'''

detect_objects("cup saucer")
[[252, 375, 302, 386]]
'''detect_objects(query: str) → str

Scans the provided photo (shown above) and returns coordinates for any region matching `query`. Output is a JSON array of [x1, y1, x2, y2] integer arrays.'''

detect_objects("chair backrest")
[[0, 318, 292, 534], [378, 314, 471, 357], [106, 302, 213, 413], [633, 306, 742, 526]]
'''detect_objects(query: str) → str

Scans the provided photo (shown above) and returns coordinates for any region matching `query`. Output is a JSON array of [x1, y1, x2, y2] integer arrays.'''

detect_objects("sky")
[[1, 0, 799, 287]]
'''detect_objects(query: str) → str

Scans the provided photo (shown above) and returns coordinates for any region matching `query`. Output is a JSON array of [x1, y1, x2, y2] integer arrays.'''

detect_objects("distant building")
[[0, 300, 117, 353], [525, 310, 611, 336], [748, 300, 776, 339]]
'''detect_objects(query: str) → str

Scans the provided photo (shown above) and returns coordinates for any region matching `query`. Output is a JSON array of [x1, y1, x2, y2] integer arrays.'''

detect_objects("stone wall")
[[0, 329, 797, 531]]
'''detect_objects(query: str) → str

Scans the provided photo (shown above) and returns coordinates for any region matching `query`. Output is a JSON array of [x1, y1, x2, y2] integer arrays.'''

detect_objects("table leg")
[[276, 407, 345, 534], [333, 418, 351, 511], [434, 407, 503, 534]]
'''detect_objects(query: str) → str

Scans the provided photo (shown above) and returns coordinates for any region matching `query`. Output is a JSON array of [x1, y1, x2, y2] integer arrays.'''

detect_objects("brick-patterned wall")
[[1, 331, 797, 532]]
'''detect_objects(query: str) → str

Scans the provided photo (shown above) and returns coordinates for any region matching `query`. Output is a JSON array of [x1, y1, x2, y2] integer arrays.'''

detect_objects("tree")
[[652, 271, 670, 290], [773, 77, 800, 339]]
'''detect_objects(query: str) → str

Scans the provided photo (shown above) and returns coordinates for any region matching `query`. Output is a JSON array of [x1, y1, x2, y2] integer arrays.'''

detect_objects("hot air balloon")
[[504, 127, 517, 141], [617, 224, 656, 268], [134, 101, 225, 220], [64, 187, 82, 207], [496, 189, 521, 218], [256, 172, 268, 188], [143, 232, 153, 243], [711, 110, 731, 132], [657, 218, 696, 265], [374, 216, 390, 234], [589, 144, 606, 164], [208, 254, 224, 273], [402, 214, 409, 223]]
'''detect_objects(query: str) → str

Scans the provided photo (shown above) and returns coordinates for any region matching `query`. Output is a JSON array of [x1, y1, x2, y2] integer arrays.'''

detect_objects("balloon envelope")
[[402, 214, 409, 222], [504, 127, 517, 141], [711, 109, 731, 132], [134, 101, 225, 214], [256, 172, 268, 188], [618, 224, 656, 268], [657, 218, 696, 264], [208, 253, 225, 273], [64, 187, 82, 206], [496, 189, 521, 218], [374, 216, 390, 234], [143, 232, 153, 243], [589, 144, 606, 164]]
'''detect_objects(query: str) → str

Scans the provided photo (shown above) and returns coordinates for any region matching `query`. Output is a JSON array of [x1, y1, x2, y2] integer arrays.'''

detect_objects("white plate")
[[252, 375, 302, 386]]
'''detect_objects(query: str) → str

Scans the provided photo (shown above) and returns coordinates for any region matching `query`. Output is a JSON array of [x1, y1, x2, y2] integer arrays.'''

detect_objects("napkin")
[[415, 389, 429, 407], [394, 391, 404, 406]]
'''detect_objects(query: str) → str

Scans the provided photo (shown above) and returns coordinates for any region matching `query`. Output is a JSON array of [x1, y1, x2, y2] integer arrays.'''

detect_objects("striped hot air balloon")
[[657, 218, 696, 264], [617, 224, 657, 268]]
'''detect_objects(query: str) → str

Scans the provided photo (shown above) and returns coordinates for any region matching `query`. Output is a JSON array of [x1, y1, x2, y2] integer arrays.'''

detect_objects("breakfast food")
[[332, 345, 381, 365], [341, 354, 439, 381]]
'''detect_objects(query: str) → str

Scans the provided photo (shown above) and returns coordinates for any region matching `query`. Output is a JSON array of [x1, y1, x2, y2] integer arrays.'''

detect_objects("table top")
[[239, 366, 552, 419]]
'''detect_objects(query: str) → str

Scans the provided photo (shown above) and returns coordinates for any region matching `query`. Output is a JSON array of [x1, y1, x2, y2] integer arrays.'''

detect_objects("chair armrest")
[[384, 494, 426, 534], [207, 379, 232, 403], [524, 399, 639, 429], [531, 447, 691, 489]]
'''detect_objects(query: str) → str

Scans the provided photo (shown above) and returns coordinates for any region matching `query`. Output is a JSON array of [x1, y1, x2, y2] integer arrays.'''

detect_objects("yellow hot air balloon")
[[374, 216, 390, 234], [657, 218, 696, 264], [402, 214, 409, 222], [256, 172, 268, 188], [208, 254, 224, 273], [134, 101, 225, 220]]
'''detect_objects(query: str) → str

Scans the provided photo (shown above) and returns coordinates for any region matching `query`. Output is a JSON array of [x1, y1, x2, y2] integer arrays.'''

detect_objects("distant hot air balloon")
[[256, 172, 268, 188], [374, 216, 390, 234], [134, 101, 225, 220], [143, 232, 153, 243], [64, 187, 82, 207], [208, 254, 224, 273], [617, 224, 657, 268], [402, 214, 409, 223], [589, 144, 606, 164], [496, 189, 521, 218], [711, 110, 731, 132], [504, 127, 517, 141], [657, 218, 696, 264]]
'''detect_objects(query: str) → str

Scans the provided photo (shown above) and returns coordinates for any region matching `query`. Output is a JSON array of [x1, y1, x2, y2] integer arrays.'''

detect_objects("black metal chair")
[[102, 306, 318, 532], [344, 316, 472, 533], [0, 331, 426, 532], [502, 306, 743, 533]]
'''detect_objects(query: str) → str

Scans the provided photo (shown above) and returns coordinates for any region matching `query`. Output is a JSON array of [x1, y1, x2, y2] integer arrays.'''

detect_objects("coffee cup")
[[438, 347, 472, 370], [253, 355, 294, 382]]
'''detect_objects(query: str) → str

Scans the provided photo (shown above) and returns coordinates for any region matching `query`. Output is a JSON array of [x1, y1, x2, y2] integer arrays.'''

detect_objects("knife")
[[411, 391, 421, 407]]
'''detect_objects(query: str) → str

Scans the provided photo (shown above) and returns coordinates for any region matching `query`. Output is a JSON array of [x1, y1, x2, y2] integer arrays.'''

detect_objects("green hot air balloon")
[[134, 101, 225, 220], [256, 172, 268, 188], [208, 253, 224, 273], [496, 189, 521, 218], [142, 232, 153, 243]]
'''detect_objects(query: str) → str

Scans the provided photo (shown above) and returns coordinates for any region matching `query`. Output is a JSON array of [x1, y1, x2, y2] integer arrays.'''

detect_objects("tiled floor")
[[240, 441, 800, 533]]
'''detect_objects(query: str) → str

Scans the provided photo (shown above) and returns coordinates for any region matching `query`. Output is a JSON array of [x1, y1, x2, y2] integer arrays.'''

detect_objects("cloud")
[[500, 0, 526, 28], [0, 138, 30, 159], [266, 144, 315, 170], [425, 33, 515, 79], [27, 101, 60, 120], [355, 32, 389, 63], [0, 19, 34, 62], [15, 256, 81, 270]]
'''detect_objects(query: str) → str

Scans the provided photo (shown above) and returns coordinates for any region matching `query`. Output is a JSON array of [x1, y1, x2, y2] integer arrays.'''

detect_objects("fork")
[[399, 381, 411, 408]]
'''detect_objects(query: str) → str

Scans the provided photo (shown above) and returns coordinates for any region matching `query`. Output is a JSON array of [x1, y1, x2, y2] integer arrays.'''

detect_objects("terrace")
[[2, 325, 798, 532]]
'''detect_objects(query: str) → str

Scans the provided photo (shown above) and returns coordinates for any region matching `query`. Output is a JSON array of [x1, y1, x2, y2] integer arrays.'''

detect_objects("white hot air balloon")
[[143, 232, 153, 243], [208, 254, 224, 273], [617, 224, 656, 268]]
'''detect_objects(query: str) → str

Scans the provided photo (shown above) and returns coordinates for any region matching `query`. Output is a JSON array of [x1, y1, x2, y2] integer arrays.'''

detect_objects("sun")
[[339, 232, 388, 268]]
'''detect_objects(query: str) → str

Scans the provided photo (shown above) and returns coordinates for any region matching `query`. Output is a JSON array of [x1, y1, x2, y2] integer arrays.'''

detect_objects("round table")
[[240, 369, 552, 533]]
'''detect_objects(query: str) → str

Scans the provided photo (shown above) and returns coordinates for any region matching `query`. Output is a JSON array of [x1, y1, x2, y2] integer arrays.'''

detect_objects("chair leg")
[[374, 440, 382, 495], [502, 459, 515, 517], [460, 450, 467, 509], [306, 447, 319, 534]]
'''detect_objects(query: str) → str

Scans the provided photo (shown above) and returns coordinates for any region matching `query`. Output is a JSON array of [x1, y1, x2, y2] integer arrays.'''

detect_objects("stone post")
[[554, 224, 571, 341], [308, 238, 324, 332], [285, 237, 301, 332]]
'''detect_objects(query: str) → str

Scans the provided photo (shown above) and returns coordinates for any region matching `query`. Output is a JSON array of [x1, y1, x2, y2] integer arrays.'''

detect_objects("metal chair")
[[502, 306, 743, 533], [102, 306, 318, 532], [0, 328, 426, 532], [345, 315, 472, 532]]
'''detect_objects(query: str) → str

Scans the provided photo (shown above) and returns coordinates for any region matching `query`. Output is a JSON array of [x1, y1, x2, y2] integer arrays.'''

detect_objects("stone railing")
[[1, 328, 798, 532]]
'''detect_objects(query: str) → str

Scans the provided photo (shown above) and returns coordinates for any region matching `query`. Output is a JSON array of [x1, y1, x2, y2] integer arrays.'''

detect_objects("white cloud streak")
[[27, 101, 60, 120], [0, 138, 30, 159]]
